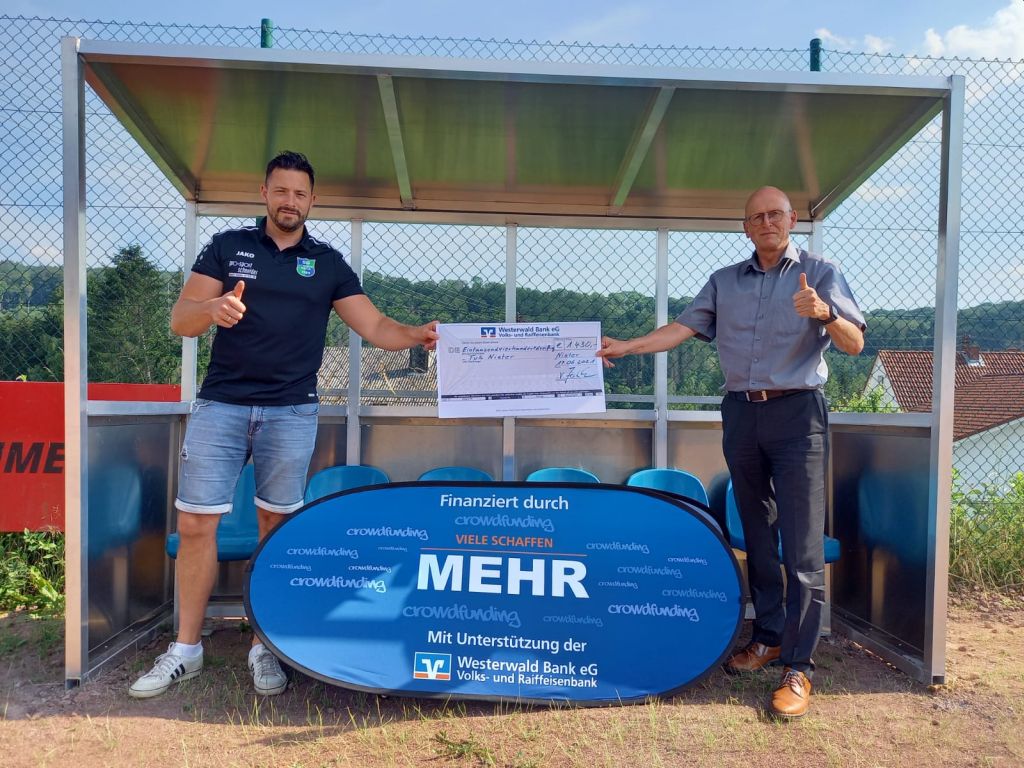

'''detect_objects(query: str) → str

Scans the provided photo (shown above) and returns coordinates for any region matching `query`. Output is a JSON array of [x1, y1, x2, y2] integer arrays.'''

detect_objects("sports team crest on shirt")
[[296, 258, 316, 277]]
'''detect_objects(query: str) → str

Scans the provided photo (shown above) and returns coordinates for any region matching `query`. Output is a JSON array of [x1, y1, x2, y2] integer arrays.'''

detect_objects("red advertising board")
[[0, 382, 181, 532]]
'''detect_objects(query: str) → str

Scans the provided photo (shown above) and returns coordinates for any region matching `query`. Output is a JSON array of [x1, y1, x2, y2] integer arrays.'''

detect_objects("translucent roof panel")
[[78, 41, 949, 222]]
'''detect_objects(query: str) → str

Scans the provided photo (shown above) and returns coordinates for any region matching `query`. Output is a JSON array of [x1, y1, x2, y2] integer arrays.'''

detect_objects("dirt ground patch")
[[2, 594, 1022, 768]]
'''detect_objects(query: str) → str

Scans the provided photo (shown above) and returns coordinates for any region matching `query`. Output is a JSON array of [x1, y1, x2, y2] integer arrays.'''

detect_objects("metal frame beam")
[[924, 74, 964, 684], [181, 202, 198, 401], [198, 202, 814, 233], [653, 229, 669, 467], [611, 87, 674, 211], [503, 224, 518, 480], [376, 74, 414, 208], [76, 40, 951, 97], [62, 36, 88, 689], [347, 220, 365, 464]]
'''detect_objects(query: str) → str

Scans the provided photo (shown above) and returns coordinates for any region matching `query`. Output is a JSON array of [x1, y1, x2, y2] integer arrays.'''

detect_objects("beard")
[[270, 206, 306, 233]]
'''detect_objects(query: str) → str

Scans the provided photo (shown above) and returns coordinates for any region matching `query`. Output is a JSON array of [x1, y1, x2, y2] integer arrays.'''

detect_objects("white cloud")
[[815, 27, 855, 50], [921, 1, 1024, 58], [815, 27, 893, 54], [863, 34, 894, 55]]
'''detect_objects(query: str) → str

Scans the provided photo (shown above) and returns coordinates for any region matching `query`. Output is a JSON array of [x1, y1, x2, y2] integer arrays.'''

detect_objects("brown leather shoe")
[[722, 641, 781, 674], [771, 667, 812, 718]]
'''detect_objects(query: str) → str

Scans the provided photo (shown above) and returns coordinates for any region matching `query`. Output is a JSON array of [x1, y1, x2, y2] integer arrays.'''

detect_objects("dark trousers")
[[721, 389, 827, 675]]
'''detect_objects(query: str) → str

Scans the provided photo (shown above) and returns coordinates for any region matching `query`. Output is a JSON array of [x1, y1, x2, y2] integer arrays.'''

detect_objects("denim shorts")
[[175, 398, 319, 515]]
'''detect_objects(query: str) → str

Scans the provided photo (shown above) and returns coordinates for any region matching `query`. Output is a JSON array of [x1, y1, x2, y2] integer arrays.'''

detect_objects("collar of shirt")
[[256, 216, 313, 254], [742, 241, 801, 274]]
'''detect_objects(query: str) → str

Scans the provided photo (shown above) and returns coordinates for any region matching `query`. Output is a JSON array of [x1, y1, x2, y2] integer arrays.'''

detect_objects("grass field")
[[1, 592, 1022, 768]]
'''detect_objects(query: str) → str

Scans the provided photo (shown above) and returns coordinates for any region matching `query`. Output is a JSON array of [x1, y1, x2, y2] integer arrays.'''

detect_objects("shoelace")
[[253, 650, 281, 678], [148, 647, 185, 677], [781, 670, 806, 696]]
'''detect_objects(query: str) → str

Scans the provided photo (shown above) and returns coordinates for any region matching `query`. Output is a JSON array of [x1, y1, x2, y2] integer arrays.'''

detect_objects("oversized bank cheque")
[[436, 322, 606, 418]]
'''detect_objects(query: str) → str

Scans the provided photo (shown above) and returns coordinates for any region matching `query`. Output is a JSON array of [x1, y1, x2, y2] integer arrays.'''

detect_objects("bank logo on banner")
[[413, 652, 452, 680]]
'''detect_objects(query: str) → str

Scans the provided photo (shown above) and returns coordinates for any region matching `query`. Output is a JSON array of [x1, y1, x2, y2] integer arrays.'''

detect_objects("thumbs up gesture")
[[213, 280, 246, 328], [792, 272, 828, 321]]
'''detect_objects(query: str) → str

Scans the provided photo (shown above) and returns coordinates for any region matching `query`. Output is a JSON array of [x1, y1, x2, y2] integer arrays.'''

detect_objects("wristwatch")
[[821, 304, 839, 325]]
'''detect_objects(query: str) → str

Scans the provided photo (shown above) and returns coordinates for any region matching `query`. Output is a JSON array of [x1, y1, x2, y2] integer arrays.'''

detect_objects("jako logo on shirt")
[[296, 258, 315, 277]]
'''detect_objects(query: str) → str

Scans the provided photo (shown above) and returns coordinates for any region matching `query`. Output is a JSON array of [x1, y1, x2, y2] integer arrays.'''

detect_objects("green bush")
[[950, 471, 1024, 590], [0, 530, 65, 615]]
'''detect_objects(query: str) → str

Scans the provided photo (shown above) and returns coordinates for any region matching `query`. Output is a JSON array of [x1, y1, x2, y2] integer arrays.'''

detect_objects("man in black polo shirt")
[[597, 186, 865, 718], [129, 151, 439, 699]]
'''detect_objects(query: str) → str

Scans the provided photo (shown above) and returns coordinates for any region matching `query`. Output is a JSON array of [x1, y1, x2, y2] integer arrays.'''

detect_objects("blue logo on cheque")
[[480, 326, 497, 338], [296, 258, 315, 277], [413, 652, 452, 680]]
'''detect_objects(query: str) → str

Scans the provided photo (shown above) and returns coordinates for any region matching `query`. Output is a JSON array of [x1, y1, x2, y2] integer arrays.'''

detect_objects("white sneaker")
[[128, 644, 203, 699], [248, 644, 287, 696]]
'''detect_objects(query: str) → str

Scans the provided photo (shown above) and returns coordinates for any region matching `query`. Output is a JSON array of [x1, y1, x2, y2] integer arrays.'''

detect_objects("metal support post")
[[347, 220, 364, 465], [502, 224, 517, 480], [61, 36, 87, 688], [260, 18, 274, 49], [654, 229, 669, 467], [924, 74, 965, 684], [181, 202, 198, 401]]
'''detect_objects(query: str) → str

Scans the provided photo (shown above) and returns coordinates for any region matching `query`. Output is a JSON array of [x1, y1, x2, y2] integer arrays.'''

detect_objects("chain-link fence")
[[1, 16, 1020, 587]]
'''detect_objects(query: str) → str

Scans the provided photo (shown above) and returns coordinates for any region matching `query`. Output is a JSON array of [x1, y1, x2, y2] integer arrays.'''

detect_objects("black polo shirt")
[[192, 218, 364, 406]]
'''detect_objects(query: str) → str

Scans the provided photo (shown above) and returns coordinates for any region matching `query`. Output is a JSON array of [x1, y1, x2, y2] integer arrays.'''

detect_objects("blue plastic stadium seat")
[[725, 479, 841, 563], [625, 468, 709, 506], [88, 463, 142, 559], [418, 466, 494, 482], [304, 464, 390, 503], [857, 469, 928, 566], [166, 463, 258, 561], [525, 467, 600, 483]]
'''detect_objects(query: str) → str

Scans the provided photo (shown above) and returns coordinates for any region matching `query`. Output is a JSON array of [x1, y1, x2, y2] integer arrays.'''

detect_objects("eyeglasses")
[[745, 209, 791, 226]]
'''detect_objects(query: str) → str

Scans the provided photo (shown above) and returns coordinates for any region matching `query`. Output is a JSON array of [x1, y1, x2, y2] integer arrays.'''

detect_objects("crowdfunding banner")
[[245, 482, 743, 705]]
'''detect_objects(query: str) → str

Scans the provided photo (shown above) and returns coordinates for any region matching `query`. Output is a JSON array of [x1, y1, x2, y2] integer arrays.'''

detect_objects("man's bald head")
[[744, 186, 793, 218]]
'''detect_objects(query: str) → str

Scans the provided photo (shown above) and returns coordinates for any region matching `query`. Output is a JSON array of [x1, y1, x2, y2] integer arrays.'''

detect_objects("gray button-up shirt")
[[675, 242, 866, 392]]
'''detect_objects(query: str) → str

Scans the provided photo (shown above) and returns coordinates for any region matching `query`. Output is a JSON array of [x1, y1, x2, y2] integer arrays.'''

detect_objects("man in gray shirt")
[[598, 186, 865, 719]]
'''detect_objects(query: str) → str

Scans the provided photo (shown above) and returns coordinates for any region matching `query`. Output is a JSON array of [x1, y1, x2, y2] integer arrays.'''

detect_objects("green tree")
[[88, 244, 180, 383], [0, 297, 62, 382]]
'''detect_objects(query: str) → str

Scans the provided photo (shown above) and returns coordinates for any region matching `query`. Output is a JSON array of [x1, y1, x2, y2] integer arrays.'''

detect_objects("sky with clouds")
[[6, 0, 1024, 58], [3, 1, 1021, 309]]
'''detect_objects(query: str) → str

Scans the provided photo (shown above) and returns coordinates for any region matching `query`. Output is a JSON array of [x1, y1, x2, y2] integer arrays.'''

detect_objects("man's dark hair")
[[265, 151, 315, 188]]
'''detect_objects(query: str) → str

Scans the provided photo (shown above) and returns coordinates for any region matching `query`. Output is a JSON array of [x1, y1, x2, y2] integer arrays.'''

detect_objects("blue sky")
[[7, 0, 1024, 57], [3, 1, 1022, 311]]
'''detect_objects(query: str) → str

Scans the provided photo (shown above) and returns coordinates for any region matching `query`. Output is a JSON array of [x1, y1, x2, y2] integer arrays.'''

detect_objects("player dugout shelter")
[[60, 37, 964, 688]]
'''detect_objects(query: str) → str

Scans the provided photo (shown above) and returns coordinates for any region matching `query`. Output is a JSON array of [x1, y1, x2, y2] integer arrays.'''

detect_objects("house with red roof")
[[864, 340, 1024, 488]]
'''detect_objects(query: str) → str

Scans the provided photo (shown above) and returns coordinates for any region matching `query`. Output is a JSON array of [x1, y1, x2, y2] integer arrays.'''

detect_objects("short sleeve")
[[816, 262, 866, 331], [331, 253, 365, 302], [191, 238, 223, 281], [674, 276, 717, 342]]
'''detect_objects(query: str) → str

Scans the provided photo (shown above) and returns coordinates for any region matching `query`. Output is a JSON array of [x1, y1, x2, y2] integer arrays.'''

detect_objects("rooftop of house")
[[318, 346, 436, 403], [874, 346, 1024, 439]]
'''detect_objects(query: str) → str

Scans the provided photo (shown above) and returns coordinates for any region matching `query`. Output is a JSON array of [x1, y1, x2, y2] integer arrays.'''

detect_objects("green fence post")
[[261, 18, 274, 49], [809, 37, 821, 72]]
